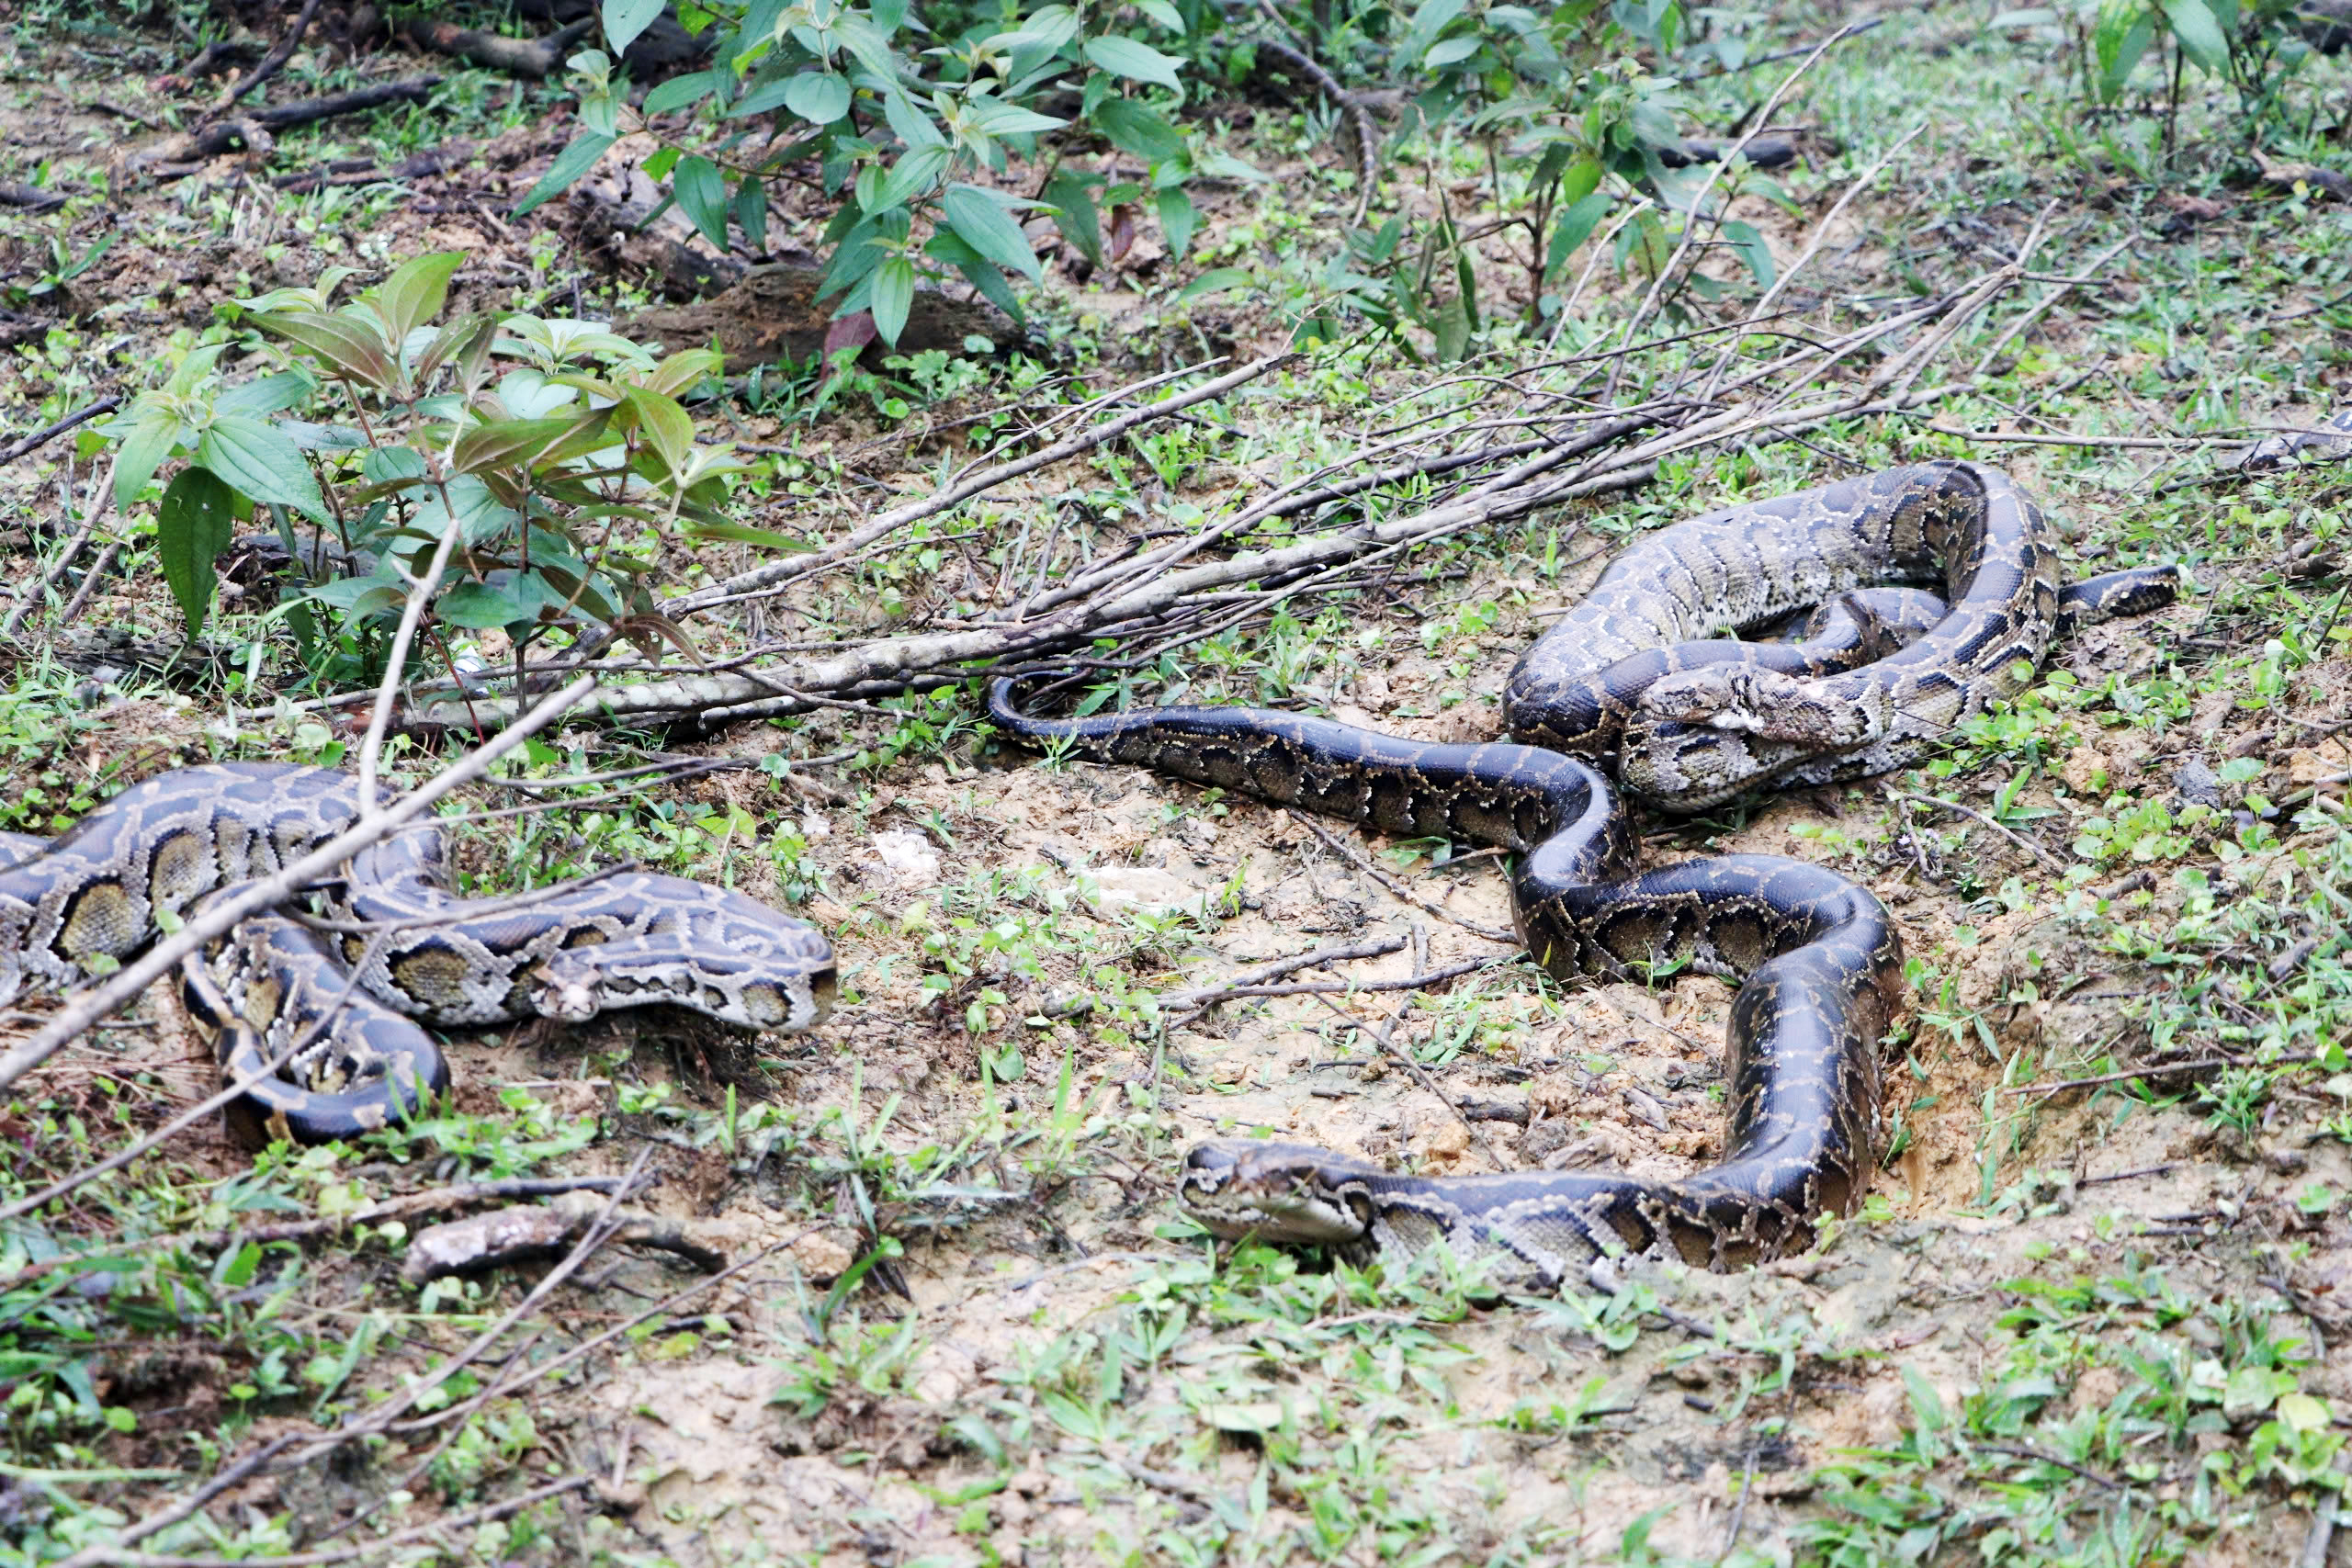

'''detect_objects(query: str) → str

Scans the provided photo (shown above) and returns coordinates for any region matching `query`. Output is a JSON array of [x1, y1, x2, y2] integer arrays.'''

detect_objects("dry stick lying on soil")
[[407, 14, 594, 77], [4, 1175, 652, 1288], [397, 255, 2026, 732], [401, 1187, 725, 1283], [673, 352, 1295, 618], [0, 454, 119, 641], [1160, 934, 1408, 1015], [0, 396, 119, 462], [72, 1476, 597, 1568], [135, 78, 442, 166], [1999, 1048, 2332, 1099], [1311, 990, 1510, 1169], [210, 0, 320, 108], [1293, 814, 1521, 944], [1885, 787, 2069, 871], [1170, 957, 1503, 1024]]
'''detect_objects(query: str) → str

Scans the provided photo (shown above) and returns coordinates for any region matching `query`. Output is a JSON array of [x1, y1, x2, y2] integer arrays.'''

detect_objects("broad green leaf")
[[2278, 1393, 2331, 1433], [2160, 0, 2227, 73], [942, 185, 1042, 281], [733, 175, 767, 255], [451, 414, 584, 476], [1156, 187, 1195, 259], [165, 343, 229, 399], [373, 252, 464, 346], [1424, 33, 1483, 67], [514, 131, 615, 217], [1719, 220, 1776, 289], [411, 475, 518, 547], [872, 256, 916, 345], [213, 372, 313, 418], [1398, 0, 1469, 62], [1136, 0, 1185, 30], [872, 143, 951, 214], [1178, 267, 1250, 302], [686, 520, 818, 551], [728, 72, 801, 118], [641, 70, 716, 115], [831, 14, 899, 80], [603, 0, 664, 55], [1560, 153, 1603, 205], [673, 155, 731, 250], [784, 71, 853, 124], [1044, 171, 1102, 266], [1094, 98, 1184, 163], [155, 467, 236, 637], [258, 310, 396, 391], [881, 85, 946, 150], [413, 313, 497, 386], [113, 411, 192, 510], [304, 572, 404, 622], [440, 574, 549, 630], [2094, 0, 2156, 99], [196, 415, 327, 520], [619, 386, 695, 472], [1083, 35, 1183, 91], [970, 99, 1066, 137], [639, 348, 726, 399]]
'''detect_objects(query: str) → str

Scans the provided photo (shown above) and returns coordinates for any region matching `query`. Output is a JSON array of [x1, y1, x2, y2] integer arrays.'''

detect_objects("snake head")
[[1181, 1140, 1380, 1244], [528, 958, 604, 1022], [1638, 667, 1882, 747]]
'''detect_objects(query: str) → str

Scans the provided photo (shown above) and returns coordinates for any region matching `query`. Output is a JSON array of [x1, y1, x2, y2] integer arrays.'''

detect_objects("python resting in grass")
[[0, 763, 835, 1146], [992, 460, 2179, 1284]]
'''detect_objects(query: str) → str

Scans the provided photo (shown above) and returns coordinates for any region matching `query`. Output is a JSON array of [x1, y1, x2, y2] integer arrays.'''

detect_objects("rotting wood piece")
[[405, 14, 594, 78], [401, 1189, 726, 1283]]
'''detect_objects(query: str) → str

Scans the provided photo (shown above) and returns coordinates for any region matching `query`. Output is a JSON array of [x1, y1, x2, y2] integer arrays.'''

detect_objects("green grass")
[[2, 0, 2351, 1562]]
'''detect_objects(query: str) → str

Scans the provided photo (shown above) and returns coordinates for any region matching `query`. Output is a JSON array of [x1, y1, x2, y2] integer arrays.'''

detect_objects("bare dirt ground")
[[3, 5, 2351, 1567]]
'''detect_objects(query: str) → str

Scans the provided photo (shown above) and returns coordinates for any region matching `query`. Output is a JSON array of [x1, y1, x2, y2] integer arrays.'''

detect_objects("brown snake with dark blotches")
[[991, 460, 2177, 1284]]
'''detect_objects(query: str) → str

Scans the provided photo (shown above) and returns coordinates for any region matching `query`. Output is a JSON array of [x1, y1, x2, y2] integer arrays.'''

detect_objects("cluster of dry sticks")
[[364, 183, 2065, 744]]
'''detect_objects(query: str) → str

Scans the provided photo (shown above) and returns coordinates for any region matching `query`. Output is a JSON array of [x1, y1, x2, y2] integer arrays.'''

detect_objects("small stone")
[[1087, 863, 1200, 912], [2289, 739, 2352, 789], [868, 828, 942, 888], [788, 1228, 857, 1281], [1423, 1119, 1470, 1158], [2172, 757, 2226, 808]]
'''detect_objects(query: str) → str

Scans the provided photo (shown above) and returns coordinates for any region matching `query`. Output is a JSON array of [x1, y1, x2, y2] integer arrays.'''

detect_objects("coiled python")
[[1505, 460, 2177, 809], [991, 459, 2178, 1283], [0, 763, 835, 1146]]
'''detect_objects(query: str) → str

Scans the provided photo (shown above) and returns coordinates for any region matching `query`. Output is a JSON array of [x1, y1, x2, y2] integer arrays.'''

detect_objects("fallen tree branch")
[[211, 0, 321, 109], [0, 395, 121, 465], [401, 1188, 724, 1283], [405, 16, 594, 78]]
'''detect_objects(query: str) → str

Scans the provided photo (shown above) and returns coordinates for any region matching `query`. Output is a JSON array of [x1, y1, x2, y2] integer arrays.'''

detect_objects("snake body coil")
[[991, 460, 2177, 1282], [0, 763, 835, 1145]]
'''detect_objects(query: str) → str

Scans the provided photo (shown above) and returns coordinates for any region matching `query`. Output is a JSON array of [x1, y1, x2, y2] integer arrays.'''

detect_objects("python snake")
[[0, 763, 834, 1145], [991, 460, 2178, 1283]]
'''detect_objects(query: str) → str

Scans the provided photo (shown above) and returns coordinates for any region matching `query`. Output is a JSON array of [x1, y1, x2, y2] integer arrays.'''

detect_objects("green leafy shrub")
[[99, 253, 762, 686], [1287, 0, 1776, 357], [2067, 0, 2323, 145], [527, 0, 1242, 348]]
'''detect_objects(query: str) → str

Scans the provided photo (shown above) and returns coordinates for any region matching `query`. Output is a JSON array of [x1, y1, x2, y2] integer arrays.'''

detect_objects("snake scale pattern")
[[993, 459, 2179, 1284], [0, 763, 834, 1145]]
